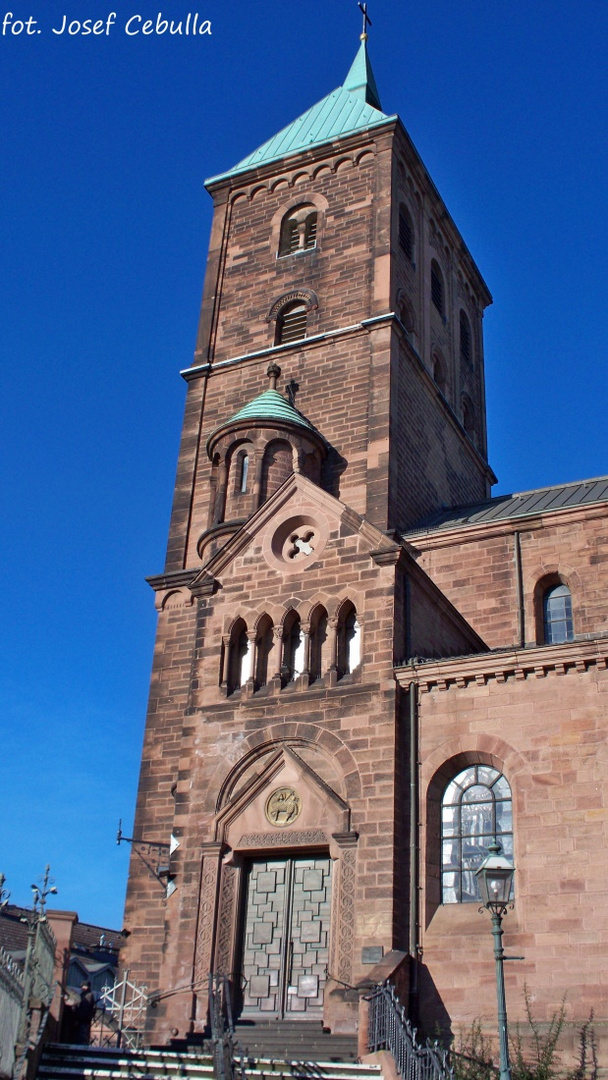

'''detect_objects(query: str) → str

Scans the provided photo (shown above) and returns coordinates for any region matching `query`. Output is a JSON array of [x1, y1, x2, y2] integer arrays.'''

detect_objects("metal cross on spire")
[[358, 2, 372, 40]]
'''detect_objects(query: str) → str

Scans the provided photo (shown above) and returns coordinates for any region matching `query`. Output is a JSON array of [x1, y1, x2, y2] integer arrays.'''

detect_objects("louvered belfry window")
[[278, 208, 318, 257], [460, 309, 472, 363], [304, 213, 317, 249], [399, 205, 413, 261], [279, 220, 300, 257], [276, 302, 307, 344], [431, 260, 444, 314]]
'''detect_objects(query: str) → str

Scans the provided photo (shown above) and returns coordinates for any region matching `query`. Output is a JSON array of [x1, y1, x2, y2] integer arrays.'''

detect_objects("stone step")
[[232, 1022, 360, 1064], [38, 1036, 379, 1080]]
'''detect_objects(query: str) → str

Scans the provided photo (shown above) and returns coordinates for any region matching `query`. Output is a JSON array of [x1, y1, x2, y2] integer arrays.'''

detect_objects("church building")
[[121, 29, 608, 1059]]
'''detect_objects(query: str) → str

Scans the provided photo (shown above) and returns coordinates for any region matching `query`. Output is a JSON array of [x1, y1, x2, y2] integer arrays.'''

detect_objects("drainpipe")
[[408, 680, 420, 1024], [514, 531, 525, 647]]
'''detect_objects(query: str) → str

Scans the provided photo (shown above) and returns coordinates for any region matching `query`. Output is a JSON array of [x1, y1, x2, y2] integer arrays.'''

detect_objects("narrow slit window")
[[239, 453, 249, 493]]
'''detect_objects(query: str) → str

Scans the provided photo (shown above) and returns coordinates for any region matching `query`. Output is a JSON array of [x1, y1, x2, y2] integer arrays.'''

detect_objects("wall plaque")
[[265, 787, 302, 826], [361, 946, 384, 965]]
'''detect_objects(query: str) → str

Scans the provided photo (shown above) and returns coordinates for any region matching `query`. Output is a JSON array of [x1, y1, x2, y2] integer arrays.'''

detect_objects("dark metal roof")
[[0, 906, 124, 965], [403, 476, 608, 537]]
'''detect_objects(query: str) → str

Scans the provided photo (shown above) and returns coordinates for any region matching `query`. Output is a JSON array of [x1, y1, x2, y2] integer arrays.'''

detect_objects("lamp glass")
[[475, 843, 514, 907]]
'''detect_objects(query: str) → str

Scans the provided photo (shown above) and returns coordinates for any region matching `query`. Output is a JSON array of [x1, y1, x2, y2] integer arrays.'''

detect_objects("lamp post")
[[475, 840, 515, 1080]]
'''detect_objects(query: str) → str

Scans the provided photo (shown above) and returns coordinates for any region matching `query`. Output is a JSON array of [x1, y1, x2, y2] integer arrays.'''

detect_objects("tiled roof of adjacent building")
[[403, 476, 608, 537], [206, 40, 392, 185]]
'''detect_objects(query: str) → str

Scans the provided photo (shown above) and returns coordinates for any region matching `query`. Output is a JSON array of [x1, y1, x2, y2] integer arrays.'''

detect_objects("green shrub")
[[451, 991, 598, 1080]]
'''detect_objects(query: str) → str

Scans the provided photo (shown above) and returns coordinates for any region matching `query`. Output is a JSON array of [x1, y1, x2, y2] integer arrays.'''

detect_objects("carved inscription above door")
[[240, 855, 331, 1018]]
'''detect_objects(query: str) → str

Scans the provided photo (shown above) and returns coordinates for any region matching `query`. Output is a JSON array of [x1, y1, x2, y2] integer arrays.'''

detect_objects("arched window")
[[442, 766, 513, 904], [432, 351, 447, 395], [337, 602, 361, 678], [462, 396, 476, 440], [260, 439, 293, 502], [460, 309, 472, 365], [309, 605, 328, 683], [282, 611, 304, 685], [399, 204, 414, 262], [543, 584, 574, 644], [431, 260, 444, 316], [278, 207, 318, 257], [227, 619, 250, 695], [255, 615, 274, 689], [275, 301, 307, 345], [398, 292, 415, 335]]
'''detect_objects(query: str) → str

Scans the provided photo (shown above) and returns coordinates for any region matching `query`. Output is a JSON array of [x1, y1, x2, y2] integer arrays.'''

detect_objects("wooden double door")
[[239, 855, 331, 1018]]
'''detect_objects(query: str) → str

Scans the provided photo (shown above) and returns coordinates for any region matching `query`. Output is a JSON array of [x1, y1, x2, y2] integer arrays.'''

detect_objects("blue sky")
[[1, 1, 607, 929]]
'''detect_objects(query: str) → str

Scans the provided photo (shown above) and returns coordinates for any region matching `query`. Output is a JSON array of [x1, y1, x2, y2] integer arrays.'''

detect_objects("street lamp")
[[475, 839, 515, 1080]]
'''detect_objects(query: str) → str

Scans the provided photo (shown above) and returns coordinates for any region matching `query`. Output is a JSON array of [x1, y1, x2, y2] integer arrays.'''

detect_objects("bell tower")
[[122, 30, 492, 1041]]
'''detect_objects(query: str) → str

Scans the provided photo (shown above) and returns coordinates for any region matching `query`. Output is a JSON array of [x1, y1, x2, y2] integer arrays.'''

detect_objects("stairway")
[[37, 1034, 383, 1080]]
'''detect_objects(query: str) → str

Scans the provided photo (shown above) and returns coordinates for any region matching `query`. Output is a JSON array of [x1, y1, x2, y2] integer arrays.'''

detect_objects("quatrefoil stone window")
[[263, 512, 330, 572], [287, 530, 316, 559]]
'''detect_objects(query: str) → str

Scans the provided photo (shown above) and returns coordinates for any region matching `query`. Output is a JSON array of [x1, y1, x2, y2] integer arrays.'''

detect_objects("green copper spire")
[[343, 38, 382, 111], [206, 40, 391, 186]]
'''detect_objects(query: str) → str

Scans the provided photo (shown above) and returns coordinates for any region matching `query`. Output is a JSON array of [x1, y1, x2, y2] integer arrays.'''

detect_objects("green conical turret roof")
[[207, 385, 324, 456], [206, 40, 391, 186], [224, 388, 317, 432]]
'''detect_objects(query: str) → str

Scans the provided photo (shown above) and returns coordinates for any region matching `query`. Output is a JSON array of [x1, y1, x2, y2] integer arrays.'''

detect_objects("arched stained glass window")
[[543, 584, 573, 644], [442, 766, 513, 903]]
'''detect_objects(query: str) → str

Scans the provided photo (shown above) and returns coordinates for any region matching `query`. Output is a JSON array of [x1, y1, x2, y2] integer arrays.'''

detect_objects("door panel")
[[240, 855, 331, 1018]]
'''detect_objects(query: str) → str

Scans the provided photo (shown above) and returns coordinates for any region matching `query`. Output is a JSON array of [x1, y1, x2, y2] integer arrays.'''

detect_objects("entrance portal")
[[240, 855, 331, 1018]]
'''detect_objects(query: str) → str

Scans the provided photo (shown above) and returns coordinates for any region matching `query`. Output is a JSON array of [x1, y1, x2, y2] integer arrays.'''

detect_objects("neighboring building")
[[0, 905, 123, 996], [120, 31, 608, 1060]]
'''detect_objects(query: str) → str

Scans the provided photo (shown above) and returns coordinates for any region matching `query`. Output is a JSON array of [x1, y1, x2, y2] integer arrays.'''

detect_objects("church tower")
[[122, 31, 494, 1040]]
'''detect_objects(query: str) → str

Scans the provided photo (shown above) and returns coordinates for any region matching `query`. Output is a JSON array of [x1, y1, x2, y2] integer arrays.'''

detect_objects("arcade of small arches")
[[220, 600, 361, 697]]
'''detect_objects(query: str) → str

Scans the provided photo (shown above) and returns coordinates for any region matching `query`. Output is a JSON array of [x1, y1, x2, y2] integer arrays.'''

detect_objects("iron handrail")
[[208, 974, 246, 1080], [366, 981, 452, 1080]]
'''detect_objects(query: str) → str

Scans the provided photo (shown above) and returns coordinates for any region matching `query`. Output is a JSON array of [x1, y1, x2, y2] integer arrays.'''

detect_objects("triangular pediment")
[[214, 745, 350, 849], [190, 473, 399, 594]]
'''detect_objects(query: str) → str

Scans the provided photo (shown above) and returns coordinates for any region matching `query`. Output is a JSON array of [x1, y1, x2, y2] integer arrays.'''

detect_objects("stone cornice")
[[182, 313, 396, 381], [146, 569, 199, 593], [395, 637, 608, 692]]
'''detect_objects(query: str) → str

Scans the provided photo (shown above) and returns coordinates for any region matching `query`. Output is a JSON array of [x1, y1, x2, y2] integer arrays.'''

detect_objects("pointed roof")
[[223, 388, 317, 432], [206, 40, 392, 186], [206, 385, 324, 457], [343, 39, 382, 110]]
